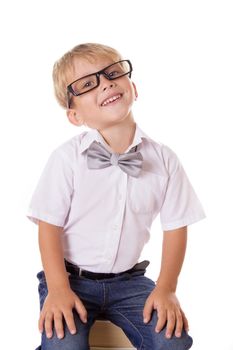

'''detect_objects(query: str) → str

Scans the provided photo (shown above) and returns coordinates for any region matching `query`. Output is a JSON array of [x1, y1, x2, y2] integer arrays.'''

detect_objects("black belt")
[[65, 260, 150, 280]]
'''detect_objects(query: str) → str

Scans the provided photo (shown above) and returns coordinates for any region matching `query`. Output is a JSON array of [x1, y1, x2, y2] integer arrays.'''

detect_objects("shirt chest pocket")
[[128, 173, 167, 214]]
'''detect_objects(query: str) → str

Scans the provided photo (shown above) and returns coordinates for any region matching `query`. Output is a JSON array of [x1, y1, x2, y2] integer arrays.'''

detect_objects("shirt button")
[[113, 224, 118, 230], [119, 194, 122, 200]]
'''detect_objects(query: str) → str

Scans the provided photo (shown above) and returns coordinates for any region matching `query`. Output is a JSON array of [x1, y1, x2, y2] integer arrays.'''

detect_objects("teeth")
[[101, 94, 121, 106]]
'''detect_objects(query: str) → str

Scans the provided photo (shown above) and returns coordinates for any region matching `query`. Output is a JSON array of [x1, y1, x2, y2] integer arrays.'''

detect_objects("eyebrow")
[[73, 62, 115, 82]]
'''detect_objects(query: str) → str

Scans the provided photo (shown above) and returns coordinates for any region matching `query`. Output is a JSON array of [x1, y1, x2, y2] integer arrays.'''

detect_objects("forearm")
[[156, 226, 187, 292], [38, 220, 70, 292]]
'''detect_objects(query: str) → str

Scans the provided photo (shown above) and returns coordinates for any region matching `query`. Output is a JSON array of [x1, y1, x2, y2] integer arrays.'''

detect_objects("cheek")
[[126, 88, 136, 105], [78, 96, 98, 113], [126, 82, 137, 100]]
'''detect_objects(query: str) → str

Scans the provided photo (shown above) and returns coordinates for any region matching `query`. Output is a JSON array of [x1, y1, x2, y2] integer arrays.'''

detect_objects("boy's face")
[[66, 57, 137, 130]]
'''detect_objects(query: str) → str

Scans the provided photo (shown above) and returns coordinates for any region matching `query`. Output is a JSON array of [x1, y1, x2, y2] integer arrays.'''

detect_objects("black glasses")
[[66, 59, 132, 108]]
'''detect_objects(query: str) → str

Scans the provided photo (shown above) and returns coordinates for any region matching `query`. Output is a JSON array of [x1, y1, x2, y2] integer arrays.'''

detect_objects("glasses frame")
[[66, 59, 133, 108]]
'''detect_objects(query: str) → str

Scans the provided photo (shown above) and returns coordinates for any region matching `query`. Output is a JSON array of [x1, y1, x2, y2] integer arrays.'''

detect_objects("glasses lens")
[[71, 74, 98, 95], [104, 61, 131, 79]]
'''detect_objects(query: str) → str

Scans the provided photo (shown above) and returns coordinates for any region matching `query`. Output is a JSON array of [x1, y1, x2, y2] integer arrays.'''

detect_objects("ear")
[[66, 109, 84, 126], [132, 82, 138, 100]]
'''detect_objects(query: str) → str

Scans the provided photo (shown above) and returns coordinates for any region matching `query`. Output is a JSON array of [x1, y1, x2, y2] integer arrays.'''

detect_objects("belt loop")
[[78, 268, 82, 277]]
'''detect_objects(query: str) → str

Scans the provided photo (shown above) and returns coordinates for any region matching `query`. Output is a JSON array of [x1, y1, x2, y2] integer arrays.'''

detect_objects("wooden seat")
[[89, 320, 135, 349]]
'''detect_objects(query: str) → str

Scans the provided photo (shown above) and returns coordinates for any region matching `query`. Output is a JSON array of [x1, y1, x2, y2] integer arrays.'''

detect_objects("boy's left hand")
[[143, 286, 189, 339]]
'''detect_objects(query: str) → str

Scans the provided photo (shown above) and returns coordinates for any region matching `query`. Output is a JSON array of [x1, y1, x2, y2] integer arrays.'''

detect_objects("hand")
[[39, 288, 87, 339], [143, 286, 189, 339]]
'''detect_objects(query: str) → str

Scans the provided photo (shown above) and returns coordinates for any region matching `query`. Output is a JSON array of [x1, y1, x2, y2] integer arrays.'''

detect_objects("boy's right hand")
[[39, 288, 87, 339]]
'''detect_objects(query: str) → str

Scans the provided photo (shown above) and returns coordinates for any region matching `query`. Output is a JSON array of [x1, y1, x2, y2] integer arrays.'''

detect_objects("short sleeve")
[[27, 147, 74, 227], [160, 146, 205, 231]]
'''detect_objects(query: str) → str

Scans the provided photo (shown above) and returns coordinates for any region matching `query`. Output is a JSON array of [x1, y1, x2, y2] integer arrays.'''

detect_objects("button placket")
[[103, 174, 128, 270]]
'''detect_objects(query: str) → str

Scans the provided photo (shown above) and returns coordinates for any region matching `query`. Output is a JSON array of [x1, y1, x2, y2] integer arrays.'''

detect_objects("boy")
[[27, 43, 205, 350]]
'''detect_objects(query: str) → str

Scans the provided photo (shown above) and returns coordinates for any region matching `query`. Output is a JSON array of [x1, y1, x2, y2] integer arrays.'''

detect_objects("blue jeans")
[[36, 268, 193, 350]]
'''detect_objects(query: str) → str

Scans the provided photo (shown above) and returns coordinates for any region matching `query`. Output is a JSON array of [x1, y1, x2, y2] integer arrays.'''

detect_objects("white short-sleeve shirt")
[[27, 124, 205, 273]]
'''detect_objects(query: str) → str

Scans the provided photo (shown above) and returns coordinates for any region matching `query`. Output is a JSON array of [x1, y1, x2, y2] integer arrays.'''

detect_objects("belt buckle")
[[78, 268, 83, 277]]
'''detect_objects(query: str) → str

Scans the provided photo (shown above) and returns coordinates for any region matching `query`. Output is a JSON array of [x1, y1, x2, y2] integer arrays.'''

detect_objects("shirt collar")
[[79, 123, 153, 154]]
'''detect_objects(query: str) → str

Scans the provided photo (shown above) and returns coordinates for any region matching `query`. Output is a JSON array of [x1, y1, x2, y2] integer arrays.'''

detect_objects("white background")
[[0, 1, 232, 349]]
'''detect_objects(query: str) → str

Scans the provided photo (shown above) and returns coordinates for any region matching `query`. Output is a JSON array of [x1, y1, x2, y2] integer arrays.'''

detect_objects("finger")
[[44, 312, 54, 338], [74, 299, 88, 323], [38, 312, 45, 333], [165, 310, 176, 338], [64, 310, 77, 335], [181, 310, 189, 332], [54, 312, 64, 339], [143, 298, 154, 323], [155, 308, 167, 333], [174, 309, 183, 338]]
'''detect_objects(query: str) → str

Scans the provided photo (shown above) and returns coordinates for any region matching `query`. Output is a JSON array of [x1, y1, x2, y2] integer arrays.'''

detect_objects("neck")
[[98, 116, 136, 153]]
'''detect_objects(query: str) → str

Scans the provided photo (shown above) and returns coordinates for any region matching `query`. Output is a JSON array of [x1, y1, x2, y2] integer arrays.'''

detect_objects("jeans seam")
[[113, 304, 144, 308], [101, 283, 106, 311], [113, 309, 144, 350]]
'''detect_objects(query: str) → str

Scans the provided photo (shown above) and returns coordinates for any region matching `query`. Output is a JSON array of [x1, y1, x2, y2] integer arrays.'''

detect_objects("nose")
[[99, 74, 116, 91]]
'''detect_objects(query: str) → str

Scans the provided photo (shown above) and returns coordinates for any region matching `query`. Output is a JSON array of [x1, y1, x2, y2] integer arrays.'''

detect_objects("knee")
[[153, 329, 193, 350], [145, 311, 193, 350], [40, 329, 89, 350]]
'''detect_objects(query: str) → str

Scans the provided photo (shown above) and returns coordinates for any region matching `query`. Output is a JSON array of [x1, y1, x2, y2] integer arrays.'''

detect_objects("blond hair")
[[52, 43, 123, 108]]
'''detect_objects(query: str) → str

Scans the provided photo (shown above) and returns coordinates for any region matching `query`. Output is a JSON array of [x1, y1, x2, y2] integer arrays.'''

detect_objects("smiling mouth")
[[101, 94, 122, 107]]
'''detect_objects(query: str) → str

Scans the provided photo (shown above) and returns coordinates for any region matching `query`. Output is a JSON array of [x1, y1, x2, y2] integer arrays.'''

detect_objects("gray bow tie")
[[87, 141, 143, 177]]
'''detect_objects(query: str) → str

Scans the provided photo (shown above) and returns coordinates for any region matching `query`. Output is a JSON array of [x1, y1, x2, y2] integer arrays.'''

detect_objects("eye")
[[82, 80, 95, 88], [106, 65, 125, 79], [108, 70, 119, 77]]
